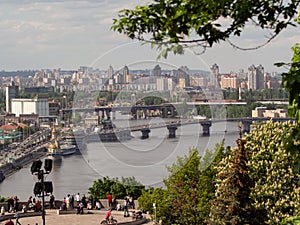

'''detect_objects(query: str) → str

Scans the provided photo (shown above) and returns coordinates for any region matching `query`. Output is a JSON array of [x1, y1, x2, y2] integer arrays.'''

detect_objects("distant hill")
[[0, 70, 37, 77]]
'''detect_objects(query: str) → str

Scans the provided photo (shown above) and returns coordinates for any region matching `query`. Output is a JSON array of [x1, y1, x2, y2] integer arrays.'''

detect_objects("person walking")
[[15, 212, 21, 225]]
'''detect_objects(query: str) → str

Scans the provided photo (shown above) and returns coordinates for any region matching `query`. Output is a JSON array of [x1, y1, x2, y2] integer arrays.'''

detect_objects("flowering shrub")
[[246, 121, 300, 225]]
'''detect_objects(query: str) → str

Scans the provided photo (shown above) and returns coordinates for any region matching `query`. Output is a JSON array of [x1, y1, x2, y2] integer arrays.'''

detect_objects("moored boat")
[[60, 144, 77, 156]]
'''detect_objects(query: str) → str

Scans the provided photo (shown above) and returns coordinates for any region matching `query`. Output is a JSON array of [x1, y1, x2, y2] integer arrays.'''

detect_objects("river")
[[0, 119, 241, 201]]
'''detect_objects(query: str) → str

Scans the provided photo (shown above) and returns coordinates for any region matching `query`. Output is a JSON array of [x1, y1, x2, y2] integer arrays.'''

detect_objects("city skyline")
[[0, 0, 299, 73]]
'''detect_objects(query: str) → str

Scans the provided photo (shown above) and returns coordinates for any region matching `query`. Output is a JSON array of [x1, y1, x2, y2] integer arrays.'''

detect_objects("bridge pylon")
[[140, 128, 151, 139], [167, 125, 178, 138], [200, 121, 212, 136]]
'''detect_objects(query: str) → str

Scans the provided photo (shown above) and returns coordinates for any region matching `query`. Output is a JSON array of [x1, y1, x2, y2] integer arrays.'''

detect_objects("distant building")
[[19, 114, 39, 126], [191, 76, 208, 88], [24, 86, 54, 93], [209, 63, 219, 88], [49, 101, 60, 116], [252, 107, 267, 117], [220, 74, 239, 89], [122, 65, 130, 83], [6, 82, 19, 113], [108, 65, 114, 79], [157, 78, 173, 91], [151, 65, 162, 77], [248, 64, 264, 90], [11, 95, 49, 117], [252, 107, 287, 118], [178, 77, 187, 89]]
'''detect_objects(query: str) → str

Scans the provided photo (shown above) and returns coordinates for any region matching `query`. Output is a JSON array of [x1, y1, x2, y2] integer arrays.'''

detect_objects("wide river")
[[0, 118, 241, 201]]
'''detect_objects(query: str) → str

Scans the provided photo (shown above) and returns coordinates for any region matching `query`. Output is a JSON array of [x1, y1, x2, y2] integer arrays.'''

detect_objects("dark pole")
[[41, 170, 46, 225]]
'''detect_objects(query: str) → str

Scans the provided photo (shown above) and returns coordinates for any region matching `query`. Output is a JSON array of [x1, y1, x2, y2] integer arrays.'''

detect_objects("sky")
[[0, 0, 299, 73]]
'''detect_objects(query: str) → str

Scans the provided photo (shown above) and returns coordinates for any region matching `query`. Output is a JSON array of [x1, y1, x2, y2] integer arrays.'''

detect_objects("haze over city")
[[0, 0, 299, 73]]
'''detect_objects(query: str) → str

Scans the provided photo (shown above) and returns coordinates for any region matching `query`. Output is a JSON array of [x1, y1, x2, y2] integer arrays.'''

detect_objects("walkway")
[[0, 209, 156, 225]]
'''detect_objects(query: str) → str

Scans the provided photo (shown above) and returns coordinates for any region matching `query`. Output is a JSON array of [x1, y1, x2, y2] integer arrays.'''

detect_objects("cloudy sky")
[[0, 0, 299, 73]]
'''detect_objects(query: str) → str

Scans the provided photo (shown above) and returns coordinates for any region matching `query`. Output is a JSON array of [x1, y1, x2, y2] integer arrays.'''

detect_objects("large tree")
[[209, 137, 261, 225], [138, 143, 226, 224], [246, 121, 300, 224], [112, 0, 299, 56]]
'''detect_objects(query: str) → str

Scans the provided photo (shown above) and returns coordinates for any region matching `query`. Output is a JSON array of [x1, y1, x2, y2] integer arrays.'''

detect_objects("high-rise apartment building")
[[247, 64, 264, 90], [5, 82, 19, 113], [220, 74, 239, 89], [108, 65, 114, 79], [151, 65, 161, 76], [209, 63, 219, 88]]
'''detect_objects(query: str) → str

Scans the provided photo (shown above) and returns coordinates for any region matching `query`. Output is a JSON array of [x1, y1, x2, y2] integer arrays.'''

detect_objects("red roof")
[[0, 123, 28, 131]]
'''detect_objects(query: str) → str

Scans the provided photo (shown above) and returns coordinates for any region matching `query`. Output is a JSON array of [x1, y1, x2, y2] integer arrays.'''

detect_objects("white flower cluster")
[[246, 121, 300, 224]]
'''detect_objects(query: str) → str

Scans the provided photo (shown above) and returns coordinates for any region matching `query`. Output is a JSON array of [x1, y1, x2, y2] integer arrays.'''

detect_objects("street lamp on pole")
[[153, 202, 157, 224], [31, 159, 53, 225], [63, 95, 67, 109]]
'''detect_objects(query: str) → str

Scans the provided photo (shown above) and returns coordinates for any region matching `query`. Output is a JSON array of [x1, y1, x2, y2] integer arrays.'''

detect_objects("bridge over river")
[[127, 117, 295, 138]]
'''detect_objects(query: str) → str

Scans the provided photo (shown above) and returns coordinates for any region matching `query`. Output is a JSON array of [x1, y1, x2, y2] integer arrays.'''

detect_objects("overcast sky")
[[0, 0, 299, 73]]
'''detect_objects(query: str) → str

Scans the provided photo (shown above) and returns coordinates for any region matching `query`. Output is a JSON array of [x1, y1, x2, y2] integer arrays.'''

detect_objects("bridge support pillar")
[[101, 110, 105, 120], [111, 111, 116, 120], [200, 121, 212, 136], [143, 109, 148, 119], [169, 107, 175, 117], [131, 109, 137, 120], [105, 109, 111, 120], [241, 120, 252, 133], [167, 125, 178, 138], [141, 128, 151, 139]]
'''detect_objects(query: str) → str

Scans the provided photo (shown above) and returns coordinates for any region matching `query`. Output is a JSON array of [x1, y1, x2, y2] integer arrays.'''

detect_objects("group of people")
[[59, 193, 105, 215], [26, 196, 42, 212], [107, 193, 135, 217], [6, 196, 20, 213]]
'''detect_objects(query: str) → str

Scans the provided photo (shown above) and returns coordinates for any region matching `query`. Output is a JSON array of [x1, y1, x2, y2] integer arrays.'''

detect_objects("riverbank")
[[0, 146, 47, 178]]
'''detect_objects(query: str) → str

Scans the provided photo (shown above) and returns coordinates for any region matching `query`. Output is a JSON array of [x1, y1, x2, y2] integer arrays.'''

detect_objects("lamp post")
[[63, 95, 67, 109], [31, 159, 53, 225], [153, 202, 157, 224]]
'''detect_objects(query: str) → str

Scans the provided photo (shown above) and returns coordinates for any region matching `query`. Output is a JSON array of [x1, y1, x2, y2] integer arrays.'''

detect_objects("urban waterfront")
[[0, 121, 240, 201]]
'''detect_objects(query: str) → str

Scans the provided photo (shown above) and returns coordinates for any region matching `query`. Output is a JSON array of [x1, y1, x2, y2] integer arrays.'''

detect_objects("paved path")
[[0, 210, 156, 225]]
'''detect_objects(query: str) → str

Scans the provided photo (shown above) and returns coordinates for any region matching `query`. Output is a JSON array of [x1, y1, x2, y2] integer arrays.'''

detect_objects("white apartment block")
[[11, 97, 49, 117]]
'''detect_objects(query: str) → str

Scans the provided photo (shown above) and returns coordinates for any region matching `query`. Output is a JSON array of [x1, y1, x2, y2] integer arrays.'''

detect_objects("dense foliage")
[[112, 0, 299, 56], [210, 138, 260, 225], [88, 176, 145, 200], [280, 44, 300, 123], [281, 216, 300, 225], [138, 143, 226, 224], [277, 13, 300, 123], [246, 121, 300, 224]]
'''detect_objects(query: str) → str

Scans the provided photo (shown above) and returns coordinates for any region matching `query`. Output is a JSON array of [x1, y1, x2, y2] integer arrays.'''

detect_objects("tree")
[[88, 176, 145, 199], [246, 121, 300, 224], [276, 12, 300, 123], [112, 0, 299, 56], [210, 137, 261, 225], [138, 143, 226, 224], [278, 43, 300, 123]]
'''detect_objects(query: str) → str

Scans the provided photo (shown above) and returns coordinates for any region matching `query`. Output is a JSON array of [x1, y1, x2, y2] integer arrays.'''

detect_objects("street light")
[[153, 202, 157, 224], [31, 159, 53, 225], [63, 95, 67, 109]]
